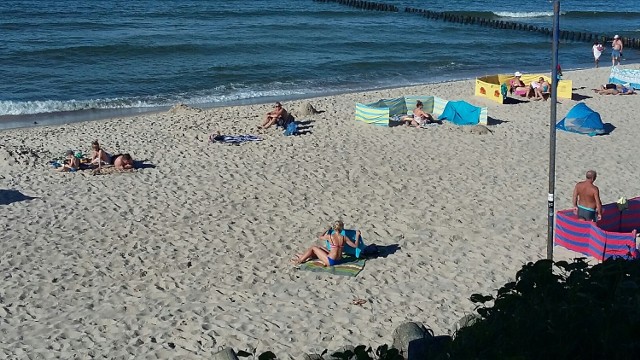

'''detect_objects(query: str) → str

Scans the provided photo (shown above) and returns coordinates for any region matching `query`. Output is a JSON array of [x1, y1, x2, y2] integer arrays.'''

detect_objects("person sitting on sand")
[[58, 150, 80, 172], [91, 140, 112, 168], [530, 77, 549, 101], [540, 78, 550, 97], [259, 102, 289, 129], [593, 83, 636, 95], [291, 220, 361, 267], [112, 153, 134, 170], [509, 71, 529, 97], [410, 100, 437, 127]]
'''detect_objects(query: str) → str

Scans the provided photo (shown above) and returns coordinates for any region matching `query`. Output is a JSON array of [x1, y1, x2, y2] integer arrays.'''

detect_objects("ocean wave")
[[0, 87, 312, 116], [0, 98, 162, 116], [493, 11, 559, 18]]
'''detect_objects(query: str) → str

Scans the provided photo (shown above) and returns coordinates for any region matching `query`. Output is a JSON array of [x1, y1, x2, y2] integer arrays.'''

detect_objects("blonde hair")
[[332, 220, 344, 232]]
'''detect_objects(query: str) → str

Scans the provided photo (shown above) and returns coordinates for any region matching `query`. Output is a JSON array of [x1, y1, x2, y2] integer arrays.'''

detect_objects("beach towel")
[[297, 255, 365, 277], [209, 134, 263, 145], [284, 121, 298, 136]]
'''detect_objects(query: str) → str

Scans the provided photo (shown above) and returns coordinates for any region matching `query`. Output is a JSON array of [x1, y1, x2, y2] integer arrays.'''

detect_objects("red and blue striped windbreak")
[[555, 197, 640, 261]]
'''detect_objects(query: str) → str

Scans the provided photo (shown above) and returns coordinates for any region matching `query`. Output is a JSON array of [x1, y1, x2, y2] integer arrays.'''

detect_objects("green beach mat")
[[297, 256, 365, 277]]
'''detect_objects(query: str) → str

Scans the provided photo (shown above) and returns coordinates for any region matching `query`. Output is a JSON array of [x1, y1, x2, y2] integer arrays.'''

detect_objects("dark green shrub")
[[440, 258, 640, 360]]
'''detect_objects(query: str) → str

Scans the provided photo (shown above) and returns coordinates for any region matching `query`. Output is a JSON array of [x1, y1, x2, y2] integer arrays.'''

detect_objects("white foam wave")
[[0, 88, 313, 116], [493, 11, 561, 18], [0, 98, 164, 116]]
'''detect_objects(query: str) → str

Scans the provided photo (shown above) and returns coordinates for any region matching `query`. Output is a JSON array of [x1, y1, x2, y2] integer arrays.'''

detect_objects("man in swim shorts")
[[611, 35, 623, 66], [259, 102, 289, 129], [572, 170, 603, 222]]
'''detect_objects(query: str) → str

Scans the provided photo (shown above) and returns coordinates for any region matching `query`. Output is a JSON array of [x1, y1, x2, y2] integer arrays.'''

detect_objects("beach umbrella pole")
[[547, 0, 560, 261]]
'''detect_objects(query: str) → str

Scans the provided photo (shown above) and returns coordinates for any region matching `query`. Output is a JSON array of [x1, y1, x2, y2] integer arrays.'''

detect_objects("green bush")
[[441, 258, 640, 360]]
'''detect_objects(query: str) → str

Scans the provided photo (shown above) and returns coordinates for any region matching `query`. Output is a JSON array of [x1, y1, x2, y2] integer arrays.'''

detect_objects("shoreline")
[[0, 63, 581, 132], [2, 66, 640, 358]]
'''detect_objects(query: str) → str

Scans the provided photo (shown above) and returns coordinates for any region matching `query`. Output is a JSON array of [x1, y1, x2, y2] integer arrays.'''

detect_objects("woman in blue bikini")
[[292, 220, 361, 267]]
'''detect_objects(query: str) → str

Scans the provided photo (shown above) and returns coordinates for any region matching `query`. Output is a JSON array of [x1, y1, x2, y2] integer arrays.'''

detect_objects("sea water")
[[1, 0, 639, 128]]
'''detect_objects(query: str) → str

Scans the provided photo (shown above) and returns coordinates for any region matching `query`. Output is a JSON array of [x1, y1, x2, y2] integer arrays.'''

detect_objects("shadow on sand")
[[362, 243, 401, 259], [0, 189, 38, 206]]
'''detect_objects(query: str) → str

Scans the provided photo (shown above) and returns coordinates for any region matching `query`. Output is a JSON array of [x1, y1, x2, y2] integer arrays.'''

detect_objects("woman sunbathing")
[[593, 84, 636, 95], [292, 220, 360, 267], [510, 71, 529, 97], [410, 100, 436, 127], [531, 77, 549, 101], [91, 140, 112, 168]]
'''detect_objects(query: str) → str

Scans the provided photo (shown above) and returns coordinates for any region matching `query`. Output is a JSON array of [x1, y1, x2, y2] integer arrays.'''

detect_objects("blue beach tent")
[[556, 103, 605, 136], [438, 100, 482, 125]]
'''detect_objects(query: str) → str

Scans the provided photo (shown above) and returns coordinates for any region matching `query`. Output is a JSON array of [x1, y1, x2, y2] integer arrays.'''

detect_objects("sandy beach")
[[2, 66, 640, 359]]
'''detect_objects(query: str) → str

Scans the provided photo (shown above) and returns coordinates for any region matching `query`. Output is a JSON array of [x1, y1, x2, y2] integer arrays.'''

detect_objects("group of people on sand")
[[592, 83, 636, 96], [510, 72, 551, 101], [259, 99, 440, 131], [57, 140, 135, 172]]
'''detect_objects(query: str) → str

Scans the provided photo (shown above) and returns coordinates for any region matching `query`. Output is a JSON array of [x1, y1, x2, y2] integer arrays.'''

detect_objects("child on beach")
[[57, 150, 80, 172], [292, 220, 361, 267]]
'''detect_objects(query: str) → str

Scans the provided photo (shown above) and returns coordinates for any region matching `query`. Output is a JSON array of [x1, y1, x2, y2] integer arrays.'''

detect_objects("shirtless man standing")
[[612, 35, 624, 66], [572, 170, 603, 222]]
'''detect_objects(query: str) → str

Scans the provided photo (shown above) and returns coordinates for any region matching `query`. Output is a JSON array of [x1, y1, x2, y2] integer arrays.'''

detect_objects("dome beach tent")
[[439, 100, 484, 126], [355, 95, 487, 126], [556, 103, 606, 136]]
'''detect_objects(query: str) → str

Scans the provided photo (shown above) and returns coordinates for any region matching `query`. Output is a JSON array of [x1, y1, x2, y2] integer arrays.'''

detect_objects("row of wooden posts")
[[313, 0, 640, 49]]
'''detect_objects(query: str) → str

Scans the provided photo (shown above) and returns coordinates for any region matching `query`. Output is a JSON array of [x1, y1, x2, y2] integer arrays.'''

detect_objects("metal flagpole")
[[547, 0, 560, 261]]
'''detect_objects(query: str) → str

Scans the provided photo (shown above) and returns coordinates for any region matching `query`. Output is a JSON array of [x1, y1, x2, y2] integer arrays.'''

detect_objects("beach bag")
[[284, 121, 298, 136]]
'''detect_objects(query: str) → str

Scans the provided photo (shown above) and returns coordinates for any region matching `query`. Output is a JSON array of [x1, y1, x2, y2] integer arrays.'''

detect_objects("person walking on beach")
[[611, 35, 623, 66], [572, 170, 603, 222], [592, 41, 604, 68]]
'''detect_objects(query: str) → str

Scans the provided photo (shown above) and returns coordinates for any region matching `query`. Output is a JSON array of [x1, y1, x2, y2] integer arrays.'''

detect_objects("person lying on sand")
[[91, 140, 112, 168], [291, 220, 360, 267], [259, 102, 288, 129], [57, 150, 80, 172], [593, 84, 636, 95], [112, 153, 134, 170]]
